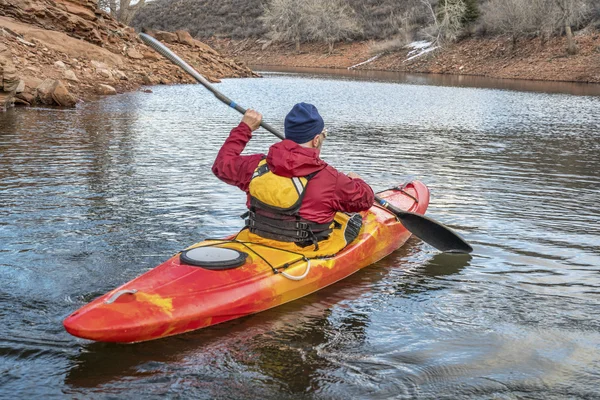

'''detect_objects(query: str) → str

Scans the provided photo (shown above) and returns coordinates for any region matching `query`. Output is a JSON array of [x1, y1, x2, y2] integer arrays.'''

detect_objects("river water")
[[1, 69, 599, 399]]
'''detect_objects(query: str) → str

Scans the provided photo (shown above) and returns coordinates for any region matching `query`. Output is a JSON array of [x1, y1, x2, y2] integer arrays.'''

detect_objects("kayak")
[[63, 180, 430, 343]]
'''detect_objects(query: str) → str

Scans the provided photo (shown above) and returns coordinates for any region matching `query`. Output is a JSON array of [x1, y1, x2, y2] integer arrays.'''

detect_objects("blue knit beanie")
[[284, 103, 325, 144]]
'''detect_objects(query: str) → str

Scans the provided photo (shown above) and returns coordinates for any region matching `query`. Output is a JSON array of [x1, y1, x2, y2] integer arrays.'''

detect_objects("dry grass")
[[368, 37, 409, 56]]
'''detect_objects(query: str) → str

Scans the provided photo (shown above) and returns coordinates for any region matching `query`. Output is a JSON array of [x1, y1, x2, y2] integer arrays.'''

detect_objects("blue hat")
[[284, 103, 325, 144]]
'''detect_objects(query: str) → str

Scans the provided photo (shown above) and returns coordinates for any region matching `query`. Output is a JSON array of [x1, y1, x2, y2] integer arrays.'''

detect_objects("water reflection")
[[255, 65, 600, 97]]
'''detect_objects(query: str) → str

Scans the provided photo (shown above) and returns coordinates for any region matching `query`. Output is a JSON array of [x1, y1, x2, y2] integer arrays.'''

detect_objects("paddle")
[[139, 33, 473, 254]]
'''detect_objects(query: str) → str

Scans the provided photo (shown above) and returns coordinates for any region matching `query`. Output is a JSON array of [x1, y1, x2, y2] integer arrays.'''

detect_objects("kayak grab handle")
[[105, 289, 138, 304], [281, 260, 311, 281]]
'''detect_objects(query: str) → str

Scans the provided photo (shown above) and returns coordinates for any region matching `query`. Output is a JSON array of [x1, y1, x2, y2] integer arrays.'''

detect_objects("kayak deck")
[[64, 181, 430, 343]]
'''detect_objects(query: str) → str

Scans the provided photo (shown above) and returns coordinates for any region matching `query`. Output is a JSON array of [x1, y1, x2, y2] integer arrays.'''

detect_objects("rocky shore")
[[0, 0, 256, 111], [209, 34, 600, 84]]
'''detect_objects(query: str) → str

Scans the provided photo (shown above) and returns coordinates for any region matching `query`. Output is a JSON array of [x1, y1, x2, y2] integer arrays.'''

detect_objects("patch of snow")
[[409, 40, 432, 50], [404, 41, 438, 62], [348, 53, 382, 70]]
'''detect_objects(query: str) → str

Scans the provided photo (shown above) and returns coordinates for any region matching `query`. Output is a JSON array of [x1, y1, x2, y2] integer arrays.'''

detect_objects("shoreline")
[[0, 1, 256, 111], [252, 64, 600, 97], [208, 35, 600, 85]]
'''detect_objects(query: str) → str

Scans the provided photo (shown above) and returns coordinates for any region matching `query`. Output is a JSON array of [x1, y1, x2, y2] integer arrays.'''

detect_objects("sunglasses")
[[321, 128, 328, 139]]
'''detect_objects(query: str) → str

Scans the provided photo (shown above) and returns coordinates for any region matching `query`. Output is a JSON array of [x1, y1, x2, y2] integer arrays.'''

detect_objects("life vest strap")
[[245, 211, 333, 249], [247, 211, 332, 232]]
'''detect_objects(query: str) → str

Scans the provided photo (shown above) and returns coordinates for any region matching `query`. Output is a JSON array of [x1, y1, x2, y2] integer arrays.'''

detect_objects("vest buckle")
[[297, 230, 309, 239], [295, 221, 309, 230]]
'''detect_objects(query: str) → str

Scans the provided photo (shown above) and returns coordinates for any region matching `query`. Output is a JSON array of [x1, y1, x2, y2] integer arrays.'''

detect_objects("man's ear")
[[312, 135, 320, 148]]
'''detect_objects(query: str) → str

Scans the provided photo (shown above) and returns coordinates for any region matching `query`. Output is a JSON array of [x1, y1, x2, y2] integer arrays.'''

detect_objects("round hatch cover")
[[180, 247, 248, 270]]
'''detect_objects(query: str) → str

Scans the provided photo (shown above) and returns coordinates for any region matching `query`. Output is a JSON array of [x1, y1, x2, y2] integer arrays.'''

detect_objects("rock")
[[16, 80, 25, 93], [61, 1, 97, 21], [153, 31, 178, 44], [143, 51, 161, 61], [3, 64, 20, 92], [142, 75, 160, 85], [36, 79, 57, 105], [13, 96, 31, 106], [97, 69, 113, 79], [96, 84, 116, 95], [64, 69, 79, 82], [0, 92, 14, 111], [193, 39, 219, 56], [52, 81, 77, 107], [176, 30, 195, 47], [16, 92, 34, 104], [142, 89, 153, 93], [113, 70, 128, 80], [24, 76, 43, 90], [17, 37, 35, 47], [91, 60, 108, 70], [126, 47, 144, 60], [54, 60, 66, 69]]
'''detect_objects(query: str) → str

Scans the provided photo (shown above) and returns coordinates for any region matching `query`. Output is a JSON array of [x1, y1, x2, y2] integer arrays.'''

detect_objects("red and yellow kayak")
[[63, 181, 430, 343]]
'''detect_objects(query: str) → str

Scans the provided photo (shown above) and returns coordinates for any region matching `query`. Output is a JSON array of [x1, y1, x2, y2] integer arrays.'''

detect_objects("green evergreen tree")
[[462, 0, 480, 24]]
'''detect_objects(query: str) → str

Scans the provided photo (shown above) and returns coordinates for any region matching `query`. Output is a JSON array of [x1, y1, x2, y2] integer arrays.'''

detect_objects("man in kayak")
[[212, 102, 374, 248]]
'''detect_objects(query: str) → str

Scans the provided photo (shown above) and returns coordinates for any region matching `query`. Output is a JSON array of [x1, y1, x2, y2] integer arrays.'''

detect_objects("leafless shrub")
[[261, 0, 362, 52], [481, 0, 548, 45], [260, 0, 307, 51], [133, 0, 269, 39], [481, 0, 590, 52], [590, 0, 600, 26], [350, 0, 424, 40], [554, 0, 590, 53], [419, 0, 467, 45], [303, 0, 362, 53]]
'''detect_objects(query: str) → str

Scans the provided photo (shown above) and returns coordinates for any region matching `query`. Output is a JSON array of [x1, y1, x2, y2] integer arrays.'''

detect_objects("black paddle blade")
[[397, 211, 473, 254]]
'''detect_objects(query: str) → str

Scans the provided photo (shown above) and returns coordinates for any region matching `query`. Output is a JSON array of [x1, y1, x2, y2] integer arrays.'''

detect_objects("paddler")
[[212, 102, 374, 248]]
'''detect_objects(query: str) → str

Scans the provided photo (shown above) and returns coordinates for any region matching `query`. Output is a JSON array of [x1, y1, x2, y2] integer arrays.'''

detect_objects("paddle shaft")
[[139, 33, 283, 140], [139, 33, 473, 254]]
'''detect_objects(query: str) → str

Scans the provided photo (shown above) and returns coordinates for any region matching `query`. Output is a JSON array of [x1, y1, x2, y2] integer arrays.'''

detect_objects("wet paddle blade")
[[397, 211, 473, 253]]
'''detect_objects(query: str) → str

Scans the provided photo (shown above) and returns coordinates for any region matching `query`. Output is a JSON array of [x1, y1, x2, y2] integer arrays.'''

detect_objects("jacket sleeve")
[[332, 172, 375, 213], [212, 122, 265, 192]]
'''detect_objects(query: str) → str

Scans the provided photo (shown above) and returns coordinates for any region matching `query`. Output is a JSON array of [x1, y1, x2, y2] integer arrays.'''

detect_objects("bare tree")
[[304, 0, 362, 53], [97, 0, 146, 25], [554, 0, 589, 54], [481, 0, 547, 47], [420, 0, 467, 45], [481, 0, 590, 52], [261, 0, 361, 52], [260, 0, 306, 51]]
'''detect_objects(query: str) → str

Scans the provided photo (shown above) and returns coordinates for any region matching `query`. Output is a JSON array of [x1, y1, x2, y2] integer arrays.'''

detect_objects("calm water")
[[1, 70, 599, 399]]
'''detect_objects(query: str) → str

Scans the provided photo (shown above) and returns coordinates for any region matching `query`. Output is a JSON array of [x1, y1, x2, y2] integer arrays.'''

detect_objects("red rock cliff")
[[0, 0, 256, 110]]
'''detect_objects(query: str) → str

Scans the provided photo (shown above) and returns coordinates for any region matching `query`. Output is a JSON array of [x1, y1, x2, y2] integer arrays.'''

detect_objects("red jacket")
[[212, 122, 375, 224]]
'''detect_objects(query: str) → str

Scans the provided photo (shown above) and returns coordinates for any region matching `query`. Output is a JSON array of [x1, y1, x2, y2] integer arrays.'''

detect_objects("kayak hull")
[[64, 181, 430, 343]]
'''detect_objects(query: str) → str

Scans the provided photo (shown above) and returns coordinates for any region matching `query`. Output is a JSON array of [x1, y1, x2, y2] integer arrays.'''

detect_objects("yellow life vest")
[[248, 159, 309, 213], [245, 159, 331, 248]]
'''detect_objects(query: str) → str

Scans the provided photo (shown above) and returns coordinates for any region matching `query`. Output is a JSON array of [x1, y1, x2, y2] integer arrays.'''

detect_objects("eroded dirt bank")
[[0, 0, 256, 111]]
